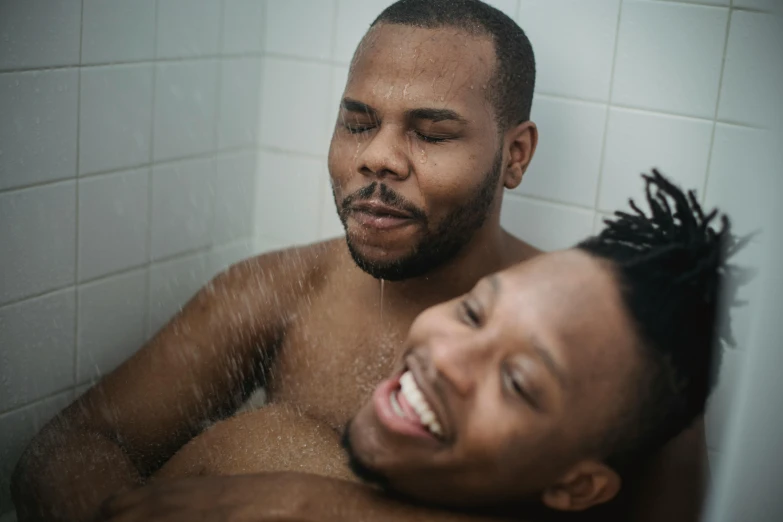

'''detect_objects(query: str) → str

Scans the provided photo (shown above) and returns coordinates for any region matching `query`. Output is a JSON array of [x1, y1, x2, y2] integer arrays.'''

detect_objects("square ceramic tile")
[[0, 390, 73, 512], [218, 58, 263, 149], [515, 96, 606, 207], [654, 0, 729, 5], [0, 183, 76, 306], [148, 253, 210, 336], [333, 0, 395, 63], [153, 61, 219, 161], [0, 0, 81, 70], [78, 269, 147, 382], [706, 347, 744, 450], [222, 0, 266, 55], [518, 0, 620, 101], [0, 289, 76, 411], [255, 151, 323, 245], [0, 70, 78, 191], [208, 239, 255, 276], [259, 58, 333, 155], [704, 124, 776, 238], [329, 65, 350, 142], [500, 195, 594, 251], [598, 108, 713, 212], [213, 151, 256, 244], [151, 157, 215, 260], [612, 1, 728, 118], [78, 169, 150, 281], [718, 11, 783, 129], [319, 177, 344, 240], [254, 235, 287, 255], [156, 0, 221, 59], [81, 0, 156, 64], [265, 0, 335, 60], [79, 65, 154, 175]]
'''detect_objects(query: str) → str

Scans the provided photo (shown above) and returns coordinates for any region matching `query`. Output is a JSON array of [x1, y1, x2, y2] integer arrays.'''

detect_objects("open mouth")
[[390, 371, 444, 437]]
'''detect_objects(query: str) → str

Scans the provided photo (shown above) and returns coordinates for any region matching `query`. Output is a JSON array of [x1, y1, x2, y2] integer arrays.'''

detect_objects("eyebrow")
[[341, 97, 468, 124], [529, 336, 567, 389]]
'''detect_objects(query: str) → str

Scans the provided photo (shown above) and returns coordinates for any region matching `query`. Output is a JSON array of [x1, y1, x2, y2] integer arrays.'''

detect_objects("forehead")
[[347, 23, 497, 119], [495, 251, 639, 388]]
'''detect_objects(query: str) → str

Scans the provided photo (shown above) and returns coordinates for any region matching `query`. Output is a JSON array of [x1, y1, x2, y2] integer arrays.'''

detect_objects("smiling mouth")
[[390, 371, 444, 437]]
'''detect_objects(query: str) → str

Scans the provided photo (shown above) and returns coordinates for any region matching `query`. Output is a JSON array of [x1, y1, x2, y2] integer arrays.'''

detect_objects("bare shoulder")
[[153, 403, 352, 482]]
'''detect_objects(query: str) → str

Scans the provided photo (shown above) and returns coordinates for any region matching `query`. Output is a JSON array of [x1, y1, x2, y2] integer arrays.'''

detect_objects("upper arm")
[[62, 249, 312, 475]]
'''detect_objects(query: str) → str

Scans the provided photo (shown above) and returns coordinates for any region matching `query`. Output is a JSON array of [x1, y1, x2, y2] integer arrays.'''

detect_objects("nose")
[[426, 334, 492, 398], [356, 125, 411, 181]]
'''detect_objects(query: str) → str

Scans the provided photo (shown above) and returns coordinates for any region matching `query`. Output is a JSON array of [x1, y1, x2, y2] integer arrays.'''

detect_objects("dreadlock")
[[577, 169, 747, 474]]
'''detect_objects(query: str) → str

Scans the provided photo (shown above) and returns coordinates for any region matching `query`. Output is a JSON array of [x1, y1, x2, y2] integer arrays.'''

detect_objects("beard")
[[336, 149, 503, 281]]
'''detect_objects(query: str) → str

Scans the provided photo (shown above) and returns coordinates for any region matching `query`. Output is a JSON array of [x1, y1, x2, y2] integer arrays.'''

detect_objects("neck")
[[368, 215, 520, 308]]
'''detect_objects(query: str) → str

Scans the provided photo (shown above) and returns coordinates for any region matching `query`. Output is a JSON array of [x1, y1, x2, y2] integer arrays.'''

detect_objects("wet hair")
[[369, 0, 536, 130], [577, 170, 747, 474]]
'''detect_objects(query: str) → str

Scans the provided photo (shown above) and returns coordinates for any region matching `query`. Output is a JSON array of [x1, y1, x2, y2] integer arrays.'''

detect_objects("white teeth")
[[399, 371, 443, 437], [390, 391, 405, 418]]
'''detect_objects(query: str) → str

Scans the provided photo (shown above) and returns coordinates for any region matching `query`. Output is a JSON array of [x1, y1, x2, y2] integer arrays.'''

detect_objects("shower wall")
[[253, 0, 780, 491], [0, 0, 265, 513]]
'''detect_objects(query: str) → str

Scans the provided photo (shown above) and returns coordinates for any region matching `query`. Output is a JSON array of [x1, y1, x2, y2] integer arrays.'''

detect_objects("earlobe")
[[502, 121, 538, 190], [541, 460, 622, 512]]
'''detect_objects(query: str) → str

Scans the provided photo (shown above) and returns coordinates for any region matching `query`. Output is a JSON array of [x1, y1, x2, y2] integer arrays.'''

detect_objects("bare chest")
[[266, 285, 411, 429]]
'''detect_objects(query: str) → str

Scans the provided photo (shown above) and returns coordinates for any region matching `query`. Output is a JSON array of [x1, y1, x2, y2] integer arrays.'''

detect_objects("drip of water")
[[380, 278, 385, 322]]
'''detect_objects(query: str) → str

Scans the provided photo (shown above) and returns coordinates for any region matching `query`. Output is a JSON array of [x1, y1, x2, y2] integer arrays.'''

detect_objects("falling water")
[[380, 278, 385, 322]]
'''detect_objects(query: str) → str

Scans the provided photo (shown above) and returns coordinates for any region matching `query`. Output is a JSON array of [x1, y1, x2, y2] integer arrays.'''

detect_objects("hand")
[[98, 473, 312, 522]]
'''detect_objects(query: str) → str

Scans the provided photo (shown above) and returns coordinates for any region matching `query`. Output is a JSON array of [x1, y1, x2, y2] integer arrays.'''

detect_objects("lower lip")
[[372, 374, 439, 443], [351, 211, 415, 231]]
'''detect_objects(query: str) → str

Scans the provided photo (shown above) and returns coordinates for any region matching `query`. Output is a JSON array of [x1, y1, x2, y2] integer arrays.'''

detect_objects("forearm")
[[12, 422, 143, 522]]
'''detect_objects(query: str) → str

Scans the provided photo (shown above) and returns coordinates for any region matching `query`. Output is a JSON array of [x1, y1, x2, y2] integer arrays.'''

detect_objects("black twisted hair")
[[577, 169, 748, 474], [369, 0, 536, 130]]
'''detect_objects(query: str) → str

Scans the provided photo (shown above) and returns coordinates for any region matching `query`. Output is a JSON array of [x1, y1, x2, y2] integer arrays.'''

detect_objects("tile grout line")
[[591, 0, 625, 214], [209, 0, 228, 253], [701, 4, 734, 205], [0, 385, 76, 419], [73, 0, 86, 390], [145, 0, 160, 340]]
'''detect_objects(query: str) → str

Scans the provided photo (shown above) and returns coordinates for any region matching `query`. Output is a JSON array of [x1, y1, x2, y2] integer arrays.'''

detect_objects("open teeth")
[[399, 371, 443, 437]]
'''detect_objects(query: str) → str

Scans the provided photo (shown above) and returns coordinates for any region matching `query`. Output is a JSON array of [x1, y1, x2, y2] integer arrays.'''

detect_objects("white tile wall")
[[0, 2, 264, 513], [0, 182, 77, 306], [259, 58, 333, 155], [598, 108, 713, 212], [717, 10, 783, 129], [153, 61, 220, 161], [0, 289, 76, 411], [334, 0, 396, 64], [77, 269, 148, 382], [151, 157, 215, 260], [612, 1, 728, 118], [516, 96, 606, 207], [78, 168, 150, 281], [155, 0, 222, 59], [501, 196, 595, 251], [81, 0, 157, 65], [0, 70, 79, 191], [79, 65, 154, 175], [265, 1, 335, 61], [0, 0, 81, 70], [518, 0, 620, 102]]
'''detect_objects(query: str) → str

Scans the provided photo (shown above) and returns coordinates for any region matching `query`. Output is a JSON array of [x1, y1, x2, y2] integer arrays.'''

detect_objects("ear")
[[502, 121, 538, 190], [540, 460, 622, 512]]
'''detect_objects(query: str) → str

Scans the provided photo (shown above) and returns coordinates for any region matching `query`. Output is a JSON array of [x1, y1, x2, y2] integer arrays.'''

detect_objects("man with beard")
[[12, 2, 706, 521]]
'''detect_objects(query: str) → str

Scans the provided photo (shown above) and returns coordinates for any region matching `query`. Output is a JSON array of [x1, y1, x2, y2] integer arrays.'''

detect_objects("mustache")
[[340, 182, 427, 222]]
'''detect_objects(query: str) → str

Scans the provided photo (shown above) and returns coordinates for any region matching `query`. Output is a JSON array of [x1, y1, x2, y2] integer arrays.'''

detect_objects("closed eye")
[[503, 364, 540, 411], [460, 300, 481, 327], [414, 131, 451, 144]]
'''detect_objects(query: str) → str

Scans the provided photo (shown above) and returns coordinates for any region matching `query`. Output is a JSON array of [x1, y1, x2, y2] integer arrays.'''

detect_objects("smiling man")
[[13, 2, 707, 521], [105, 172, 738, 521]]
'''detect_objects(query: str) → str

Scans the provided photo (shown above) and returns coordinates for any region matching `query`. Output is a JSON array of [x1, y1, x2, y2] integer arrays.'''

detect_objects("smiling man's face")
[[345, 250, 643, 510]]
